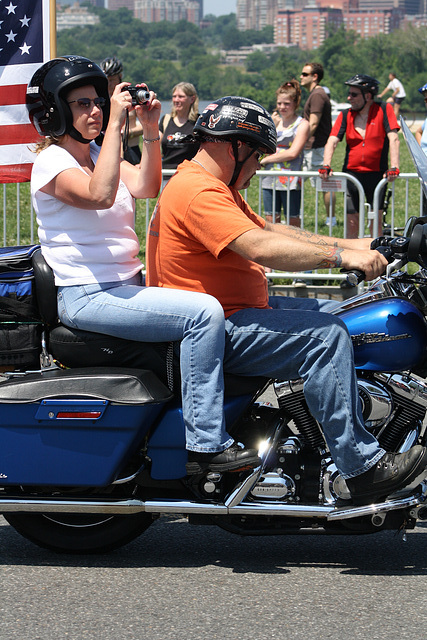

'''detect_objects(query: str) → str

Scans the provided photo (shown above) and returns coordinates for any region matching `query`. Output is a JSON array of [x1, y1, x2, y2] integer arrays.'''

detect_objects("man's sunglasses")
[[300, 72, 311, 77], [348, 91, 361, 98], [67, 97, 106, 109], [246, 143, 266, 162]]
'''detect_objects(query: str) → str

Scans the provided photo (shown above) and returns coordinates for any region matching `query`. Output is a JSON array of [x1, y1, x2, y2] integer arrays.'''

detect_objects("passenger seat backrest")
[[31, 248, 59, 326]]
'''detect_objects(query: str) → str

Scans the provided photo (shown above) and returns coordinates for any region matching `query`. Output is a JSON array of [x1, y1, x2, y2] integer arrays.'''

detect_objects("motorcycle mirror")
[[404, 216, 427, 238], [407, 223, 427, 267], [404, 216, 418, 237]]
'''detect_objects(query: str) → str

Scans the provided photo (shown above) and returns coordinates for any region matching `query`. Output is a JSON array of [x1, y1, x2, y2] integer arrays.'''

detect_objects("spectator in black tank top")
[[159, 82, 200, 181]]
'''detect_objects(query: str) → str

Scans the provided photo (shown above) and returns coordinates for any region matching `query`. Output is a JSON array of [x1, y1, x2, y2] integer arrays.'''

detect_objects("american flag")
[[0, 0, 52, 183]]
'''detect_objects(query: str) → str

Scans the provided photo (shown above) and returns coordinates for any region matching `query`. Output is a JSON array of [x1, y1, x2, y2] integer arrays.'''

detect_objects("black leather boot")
[[186, 443, 261, 475], [346, 445, 427, 506]]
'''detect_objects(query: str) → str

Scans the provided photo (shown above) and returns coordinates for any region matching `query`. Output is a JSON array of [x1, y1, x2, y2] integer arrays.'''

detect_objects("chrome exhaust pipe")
[[0, 497, 230, 516], [0, 494, 419, 520], [0, 498, 150, 515], [0, 496, 329, 517], [1, 484, 424, 519]]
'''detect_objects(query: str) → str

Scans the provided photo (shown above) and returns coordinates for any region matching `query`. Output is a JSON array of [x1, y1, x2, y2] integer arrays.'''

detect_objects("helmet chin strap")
[[228, 139, 257, 187], [352, 91, 367, 112], [69, 126, 92, 144]]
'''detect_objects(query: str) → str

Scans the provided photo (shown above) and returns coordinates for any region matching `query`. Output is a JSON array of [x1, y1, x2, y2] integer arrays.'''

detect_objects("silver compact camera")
[[122, 86, 151, 105]]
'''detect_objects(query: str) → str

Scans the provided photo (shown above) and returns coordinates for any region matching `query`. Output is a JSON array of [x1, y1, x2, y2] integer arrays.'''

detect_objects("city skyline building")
[[134, 0, 201, 24], [275, 7, 343, 48], [107, 0, 134, 9], [237, 0, 285, 30]]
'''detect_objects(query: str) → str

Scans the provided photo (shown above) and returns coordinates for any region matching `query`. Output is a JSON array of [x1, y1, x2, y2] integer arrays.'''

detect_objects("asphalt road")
[[1, 514, 427, 640]]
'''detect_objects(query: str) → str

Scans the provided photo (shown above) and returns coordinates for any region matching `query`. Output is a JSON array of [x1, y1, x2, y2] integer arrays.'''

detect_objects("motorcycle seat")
[[31, 249, 267, 396]]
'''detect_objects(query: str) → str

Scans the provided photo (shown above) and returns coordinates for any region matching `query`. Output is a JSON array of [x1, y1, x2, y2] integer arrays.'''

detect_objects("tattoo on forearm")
[[291, 227, 328, 246], [315, 246, 344, 268]]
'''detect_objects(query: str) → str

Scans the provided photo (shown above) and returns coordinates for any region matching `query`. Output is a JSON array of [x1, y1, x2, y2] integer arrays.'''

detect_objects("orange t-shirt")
[[146, 160, 270, 317]]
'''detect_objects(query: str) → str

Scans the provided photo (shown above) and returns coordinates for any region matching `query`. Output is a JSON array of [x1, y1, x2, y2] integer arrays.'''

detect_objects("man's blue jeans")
[[223, 296, 385, 478], [57, 275, 233, 454]]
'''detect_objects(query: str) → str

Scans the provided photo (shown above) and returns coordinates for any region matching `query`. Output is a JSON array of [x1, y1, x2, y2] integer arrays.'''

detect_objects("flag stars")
[[0, 2, 43, 67], [19, 42, 31, 55]]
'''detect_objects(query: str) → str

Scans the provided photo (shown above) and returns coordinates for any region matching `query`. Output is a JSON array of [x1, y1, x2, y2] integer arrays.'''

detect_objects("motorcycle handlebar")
[[340, 246, 395, 286], [338, 220, 427, 286]]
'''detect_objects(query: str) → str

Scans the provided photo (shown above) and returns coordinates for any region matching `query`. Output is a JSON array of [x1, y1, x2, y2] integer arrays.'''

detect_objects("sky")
[[203, 0, 237, 16]]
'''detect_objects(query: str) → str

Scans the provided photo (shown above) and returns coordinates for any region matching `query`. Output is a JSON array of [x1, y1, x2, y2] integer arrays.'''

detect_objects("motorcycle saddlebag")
[[0, 245, 43, 371], [0, 367, 173, 487]]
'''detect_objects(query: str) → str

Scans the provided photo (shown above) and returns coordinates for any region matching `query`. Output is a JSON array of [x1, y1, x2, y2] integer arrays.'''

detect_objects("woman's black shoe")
[[186, 443, 261, 475], [346, 445, 427, 506]]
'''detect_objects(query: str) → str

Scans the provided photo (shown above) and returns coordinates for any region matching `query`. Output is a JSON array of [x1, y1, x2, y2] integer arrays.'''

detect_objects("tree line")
[[57, 6, 427, 113]]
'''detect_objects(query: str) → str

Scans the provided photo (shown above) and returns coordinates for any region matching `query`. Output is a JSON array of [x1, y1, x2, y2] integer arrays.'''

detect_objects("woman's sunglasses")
[[67, 97, 106, 110]]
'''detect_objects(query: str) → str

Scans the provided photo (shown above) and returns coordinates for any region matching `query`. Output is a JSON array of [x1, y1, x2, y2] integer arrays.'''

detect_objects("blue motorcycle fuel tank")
[[335, 294, 427, 372]]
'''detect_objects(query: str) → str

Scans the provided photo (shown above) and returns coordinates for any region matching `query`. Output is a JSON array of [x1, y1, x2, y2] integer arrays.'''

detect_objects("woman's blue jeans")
[[57, 275, 232, 454], [223, 296, 385, 478]]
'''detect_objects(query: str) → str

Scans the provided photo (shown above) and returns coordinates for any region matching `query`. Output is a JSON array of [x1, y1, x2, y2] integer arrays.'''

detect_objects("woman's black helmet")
[[100, 57, 123, 78], [193, 96, 277, 155], [26, 55, 110, 138], [344, 74, 379, 96]]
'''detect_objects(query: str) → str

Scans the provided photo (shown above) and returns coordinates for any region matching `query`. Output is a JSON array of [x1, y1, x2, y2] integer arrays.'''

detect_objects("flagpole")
[[50, 0, 57, 59]]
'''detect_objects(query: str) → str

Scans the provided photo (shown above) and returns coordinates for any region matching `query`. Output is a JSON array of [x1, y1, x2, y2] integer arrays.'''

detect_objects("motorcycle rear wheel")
[[4, 512, 154, 554]]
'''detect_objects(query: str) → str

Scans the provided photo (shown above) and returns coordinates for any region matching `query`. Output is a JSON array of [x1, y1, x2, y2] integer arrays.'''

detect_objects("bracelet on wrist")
[[143, 135, 160, 143]]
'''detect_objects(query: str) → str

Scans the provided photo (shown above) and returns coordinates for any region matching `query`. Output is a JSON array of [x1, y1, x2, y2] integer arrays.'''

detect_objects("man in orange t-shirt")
[[147, 158, 269, 317], [146, 96, 427, 506]]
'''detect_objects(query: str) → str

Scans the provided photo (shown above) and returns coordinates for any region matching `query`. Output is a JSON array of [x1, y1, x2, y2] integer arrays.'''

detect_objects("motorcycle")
[[1, 216, 427, 554], [3, 117, 427, 554]]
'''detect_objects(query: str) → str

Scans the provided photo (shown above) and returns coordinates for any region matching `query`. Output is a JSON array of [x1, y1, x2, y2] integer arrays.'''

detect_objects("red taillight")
[[56, 411, 102, 419]]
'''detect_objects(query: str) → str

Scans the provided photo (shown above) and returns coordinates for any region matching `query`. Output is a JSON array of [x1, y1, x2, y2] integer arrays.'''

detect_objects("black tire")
[[4, 512, 154, 554]]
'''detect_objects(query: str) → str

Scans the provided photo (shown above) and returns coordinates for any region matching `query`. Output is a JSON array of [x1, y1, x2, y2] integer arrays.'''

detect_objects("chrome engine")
[[259, 372, 427, 504]]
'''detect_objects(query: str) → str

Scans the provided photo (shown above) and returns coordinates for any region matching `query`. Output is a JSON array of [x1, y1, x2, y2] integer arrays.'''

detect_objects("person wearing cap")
[[146, 95, 427, 506], [27, 57, 260, 477], [320, 74, 400, 239]]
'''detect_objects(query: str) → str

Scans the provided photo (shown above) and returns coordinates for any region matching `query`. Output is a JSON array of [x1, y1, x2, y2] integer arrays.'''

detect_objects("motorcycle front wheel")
[[4, 512, 154, 554]]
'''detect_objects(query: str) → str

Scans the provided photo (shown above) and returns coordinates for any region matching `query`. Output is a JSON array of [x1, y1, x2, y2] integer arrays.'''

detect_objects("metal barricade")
[[372, 173, 421, 236], [2, 182, 37, 246], [1, 170, 422, 288], [251, 169, 367, 285]]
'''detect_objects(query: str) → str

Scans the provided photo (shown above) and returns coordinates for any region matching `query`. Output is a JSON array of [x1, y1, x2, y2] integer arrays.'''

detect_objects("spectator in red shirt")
[[320, 75, 400, 239]]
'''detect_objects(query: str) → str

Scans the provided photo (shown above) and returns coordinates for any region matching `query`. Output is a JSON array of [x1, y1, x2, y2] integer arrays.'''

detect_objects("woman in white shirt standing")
[[260, 80, 310, 227]]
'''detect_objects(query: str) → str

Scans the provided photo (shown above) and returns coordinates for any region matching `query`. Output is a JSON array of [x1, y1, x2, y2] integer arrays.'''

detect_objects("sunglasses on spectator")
[[67, 97, 106, 109], [348, 91, 361, 98], [300, 72, 311, 77]]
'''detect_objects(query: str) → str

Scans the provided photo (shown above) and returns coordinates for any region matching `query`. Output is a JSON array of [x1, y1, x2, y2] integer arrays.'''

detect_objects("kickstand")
[[396, 521, 408, 543]]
